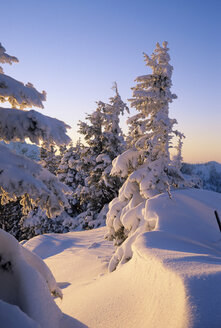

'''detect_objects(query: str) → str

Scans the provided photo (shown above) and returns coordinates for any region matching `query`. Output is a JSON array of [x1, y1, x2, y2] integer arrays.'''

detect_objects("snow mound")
[[0, 229, 63, 328], [23, 189, 221, 327], [139, 188, 221, 327]]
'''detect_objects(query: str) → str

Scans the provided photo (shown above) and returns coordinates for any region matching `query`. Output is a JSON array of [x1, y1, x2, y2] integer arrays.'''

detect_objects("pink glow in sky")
[[1, 0, 220, 163]]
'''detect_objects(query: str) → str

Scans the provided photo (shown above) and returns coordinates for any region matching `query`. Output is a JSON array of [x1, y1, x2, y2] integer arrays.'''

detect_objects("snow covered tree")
[[106, 42, 188, 271], [57, 141, 85, 219], [0, 42, 71, 218], [0, 198, 23, 240], [172, 134, 184, 170], [0, 42, 72, 327], [76, 86, 128, 229], [22, 140, 87, 238], [40, 141, 60, 175], [0, 140, 40, 161]]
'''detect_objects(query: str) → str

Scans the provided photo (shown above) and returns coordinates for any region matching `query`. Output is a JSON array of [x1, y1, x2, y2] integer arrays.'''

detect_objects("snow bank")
[[139, 188, 221, 327], [0, 229, 63, 328], [23, 189, 221, 327]]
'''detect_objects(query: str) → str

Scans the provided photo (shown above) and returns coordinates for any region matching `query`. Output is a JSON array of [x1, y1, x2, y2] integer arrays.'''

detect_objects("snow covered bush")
[[106, 42, 189, 271], [75, 85, 129, 229], [0, 42, 71, 218]]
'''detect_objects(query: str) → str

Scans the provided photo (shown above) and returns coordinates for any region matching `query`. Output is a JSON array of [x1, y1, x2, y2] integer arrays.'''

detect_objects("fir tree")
[[106, 42, 189, 270], [76, 86, 128, 229], [57, 141, 84, 219], [0, 42, 71, 219], [40, 142, 60, 175]]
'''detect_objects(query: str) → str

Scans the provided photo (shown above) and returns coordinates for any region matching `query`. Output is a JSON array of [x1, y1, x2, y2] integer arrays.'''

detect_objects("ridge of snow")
[[23, 189, 221, 327]]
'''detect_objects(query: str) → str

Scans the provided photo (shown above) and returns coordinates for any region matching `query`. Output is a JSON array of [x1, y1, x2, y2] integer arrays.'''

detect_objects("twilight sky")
[[1, 0, 220, 163]]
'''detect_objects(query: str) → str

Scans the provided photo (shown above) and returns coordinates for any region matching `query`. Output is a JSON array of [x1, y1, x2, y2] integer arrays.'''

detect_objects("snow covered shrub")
[[106, 42, 189, 271], [75, 85, 129, 229], [0, 42, 71, 218]]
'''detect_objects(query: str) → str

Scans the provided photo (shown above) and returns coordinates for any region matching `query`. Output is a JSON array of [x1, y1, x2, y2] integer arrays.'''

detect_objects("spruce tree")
[[76, 86, 128, 229], [106, 42, 188, 270], [0, 42, 71, 218], [57, 141, 84, 219], [40, 142, 60, 175], [0, 42, 71, 243]]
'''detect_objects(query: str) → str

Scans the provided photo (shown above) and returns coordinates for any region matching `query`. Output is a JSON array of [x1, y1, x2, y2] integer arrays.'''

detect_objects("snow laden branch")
[[0, 107, 71, 146], [0, 42, 72, 217], [0, 42, 45, 108], [0, 144, 71, 217], [0, 43, 18, 72], [0, 73, 46, 109]]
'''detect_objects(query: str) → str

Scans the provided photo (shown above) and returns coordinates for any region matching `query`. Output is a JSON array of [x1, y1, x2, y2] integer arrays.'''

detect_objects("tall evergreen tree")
[[106, 42, 189, 270], [0, 42, 70, 230], [57, 141, 84, 219], [76, 86, 128, 229]]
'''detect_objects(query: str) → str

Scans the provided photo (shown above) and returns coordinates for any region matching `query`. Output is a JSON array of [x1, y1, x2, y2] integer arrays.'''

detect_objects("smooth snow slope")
[[24, 189, 221, 328], [141, 188, 221, 328]]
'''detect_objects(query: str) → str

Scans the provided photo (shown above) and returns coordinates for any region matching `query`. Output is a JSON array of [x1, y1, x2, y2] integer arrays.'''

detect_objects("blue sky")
[[1, 0, 220, 163]]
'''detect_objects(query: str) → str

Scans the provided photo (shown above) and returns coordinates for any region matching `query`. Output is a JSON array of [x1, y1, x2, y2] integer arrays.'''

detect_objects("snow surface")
[[23, 189, 221, 328]]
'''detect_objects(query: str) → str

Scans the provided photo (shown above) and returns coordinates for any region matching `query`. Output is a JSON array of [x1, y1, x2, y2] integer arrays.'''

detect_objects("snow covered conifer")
[[40, 142, 60, 175], [172, 134, 184, 170], [57, 141, 84, 220], [76, 86, 128, 229], [0, 42, 71, 218], [106, 42, 188, 270]]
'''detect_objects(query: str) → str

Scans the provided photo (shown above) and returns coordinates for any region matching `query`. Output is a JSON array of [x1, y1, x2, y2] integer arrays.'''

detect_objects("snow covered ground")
[[22, 188, 221, 328]]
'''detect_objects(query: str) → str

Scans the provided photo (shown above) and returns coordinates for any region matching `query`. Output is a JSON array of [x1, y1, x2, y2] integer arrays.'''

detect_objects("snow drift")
[[23, 189, 221, 327], [0, 229, 64, 328]]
